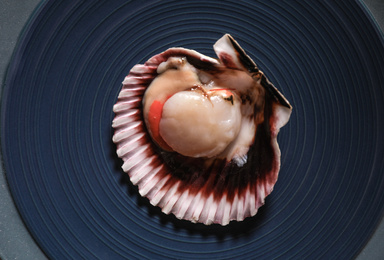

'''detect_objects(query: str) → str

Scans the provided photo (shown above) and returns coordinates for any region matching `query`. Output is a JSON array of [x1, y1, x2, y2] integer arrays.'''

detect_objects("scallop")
[[112, 34, 292, 225]]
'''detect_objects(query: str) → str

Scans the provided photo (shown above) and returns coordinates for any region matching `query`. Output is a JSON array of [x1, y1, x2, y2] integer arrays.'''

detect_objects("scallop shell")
[[112, 34, 292, 225]]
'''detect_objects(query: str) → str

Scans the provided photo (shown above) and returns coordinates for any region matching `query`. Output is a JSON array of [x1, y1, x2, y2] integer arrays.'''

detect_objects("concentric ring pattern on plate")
[[2, 0, 384, 259]]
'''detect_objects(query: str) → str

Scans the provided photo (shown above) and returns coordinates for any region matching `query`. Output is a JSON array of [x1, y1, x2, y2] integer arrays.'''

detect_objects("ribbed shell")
[[113, 47, 288, 225]]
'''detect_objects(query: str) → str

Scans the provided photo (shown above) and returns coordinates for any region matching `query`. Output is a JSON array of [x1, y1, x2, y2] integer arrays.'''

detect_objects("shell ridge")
[[136, 164, 165, 196], [160, 183, 181, 214], [116, 132, 146, 157], [128, 155, 157, 185], [173, 190, 193, 220], [120, 143, 150, 172], [144, 172, 171, 203]]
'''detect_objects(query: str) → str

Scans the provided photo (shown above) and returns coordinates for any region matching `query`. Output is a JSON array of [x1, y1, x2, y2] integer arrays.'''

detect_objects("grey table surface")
[[1, 1, 383, 259]]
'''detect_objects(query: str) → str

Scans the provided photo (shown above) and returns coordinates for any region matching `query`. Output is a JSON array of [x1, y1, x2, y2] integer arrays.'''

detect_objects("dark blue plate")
[[2, 1, 384, 259]]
